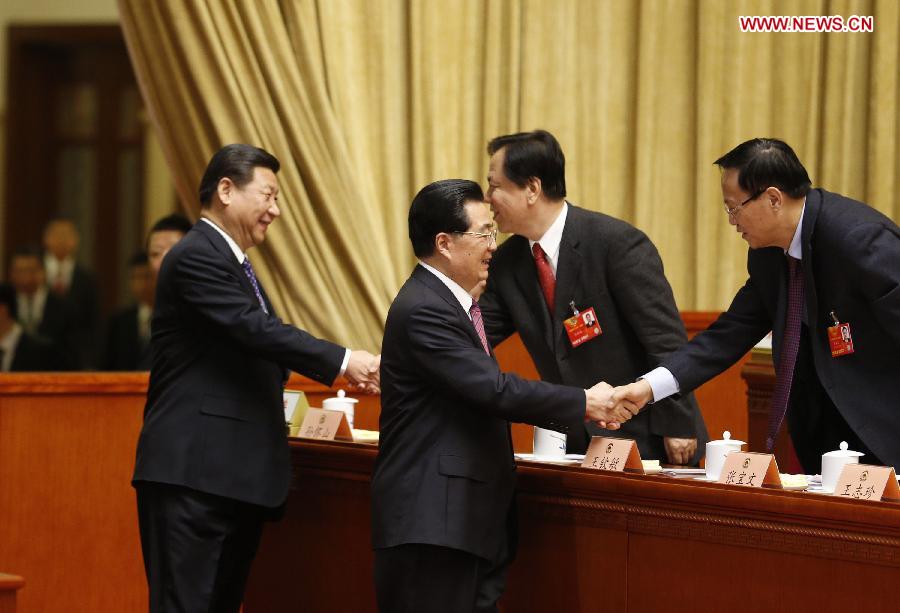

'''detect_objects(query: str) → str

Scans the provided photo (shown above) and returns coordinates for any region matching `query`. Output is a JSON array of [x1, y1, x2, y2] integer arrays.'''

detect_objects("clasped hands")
[[345, 350, 381, 394], [585, 379, 655, 429]]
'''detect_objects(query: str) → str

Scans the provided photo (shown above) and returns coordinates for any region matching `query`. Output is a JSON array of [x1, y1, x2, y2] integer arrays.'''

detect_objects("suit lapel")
[[194, 221, 269, 312], [413, 265, 493, 357], [553, 204, 583, 348]]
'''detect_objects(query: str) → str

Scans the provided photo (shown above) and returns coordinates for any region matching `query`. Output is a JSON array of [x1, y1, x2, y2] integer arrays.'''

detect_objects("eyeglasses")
[[453, 229, 498, 244], [724, 190, 764, 219]]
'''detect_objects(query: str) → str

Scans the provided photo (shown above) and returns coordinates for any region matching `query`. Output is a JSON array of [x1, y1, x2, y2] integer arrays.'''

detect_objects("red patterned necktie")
[[469, 300, 491, 355], [532, 242, 556, 313], [766, 256, 804, 451]]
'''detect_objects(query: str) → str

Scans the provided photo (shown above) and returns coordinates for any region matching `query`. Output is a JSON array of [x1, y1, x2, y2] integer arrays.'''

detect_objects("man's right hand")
[[611, 379, 654, 413], [344, 350, 380, 394], [585, 381, 639, 429]]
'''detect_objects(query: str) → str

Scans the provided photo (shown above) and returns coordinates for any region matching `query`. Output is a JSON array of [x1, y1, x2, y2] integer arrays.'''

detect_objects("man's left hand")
[[663, 437, 697, 465]]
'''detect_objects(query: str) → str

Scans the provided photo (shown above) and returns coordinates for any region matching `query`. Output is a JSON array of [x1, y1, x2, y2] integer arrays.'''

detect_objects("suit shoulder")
[[567, 204, 649, 242], [816, 189, 900, 235], [492, 233, 528, 268]]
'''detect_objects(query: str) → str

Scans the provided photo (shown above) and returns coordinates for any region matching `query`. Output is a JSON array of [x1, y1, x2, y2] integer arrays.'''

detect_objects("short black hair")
[[0, 282, 17, 319], [148, 213, 192, 237], [487, 130, 566, 199], [10, 244, 45, 267], [408, 179, 484, 258], [714, 138, 811, 199], [198, 144, 280, 208]]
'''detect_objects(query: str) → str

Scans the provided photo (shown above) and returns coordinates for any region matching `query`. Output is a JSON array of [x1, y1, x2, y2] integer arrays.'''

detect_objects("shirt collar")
[[786, 199, 806, 260], [0, 323, 23, 370], [201, 217, 246, 264], [418, 260, 474, 316], [528, 203, 568, 271]]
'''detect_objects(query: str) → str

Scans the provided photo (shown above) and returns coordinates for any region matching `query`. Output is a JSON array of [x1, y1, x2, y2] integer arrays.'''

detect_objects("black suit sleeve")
[[405, 300, 584, 431], [173, 246, 345, 385], [846, 222, 900, 348], [664, 276, 772, 395]]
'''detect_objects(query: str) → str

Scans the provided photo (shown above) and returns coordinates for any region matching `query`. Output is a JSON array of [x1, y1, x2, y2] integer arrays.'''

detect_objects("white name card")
[[833, 464, 900, 502], [581, 437, 643, 473], [718, 452, 781, 488], [296, 408, 353, 442], [283, 389, 310, 425]]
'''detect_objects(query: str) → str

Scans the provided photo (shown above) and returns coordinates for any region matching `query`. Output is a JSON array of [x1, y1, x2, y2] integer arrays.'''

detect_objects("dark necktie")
[[532, 242, 556, 313], [241, 258, 269, 314], [469, 300, 491, 355], [766, 256, 804, 451]]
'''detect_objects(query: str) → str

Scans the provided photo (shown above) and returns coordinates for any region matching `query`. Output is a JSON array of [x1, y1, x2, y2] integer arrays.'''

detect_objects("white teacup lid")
[[822, 441, 864, 458], [325, 389, 359, 404], [707, 430, 746, 446]]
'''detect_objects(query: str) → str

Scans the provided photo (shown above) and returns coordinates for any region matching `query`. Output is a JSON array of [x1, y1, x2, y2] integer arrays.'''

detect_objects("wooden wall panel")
[[0, 375, 148, 613]]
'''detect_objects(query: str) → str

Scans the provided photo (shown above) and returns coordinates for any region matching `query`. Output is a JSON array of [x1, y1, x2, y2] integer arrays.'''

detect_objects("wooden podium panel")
[[246, 439, 900, 613]]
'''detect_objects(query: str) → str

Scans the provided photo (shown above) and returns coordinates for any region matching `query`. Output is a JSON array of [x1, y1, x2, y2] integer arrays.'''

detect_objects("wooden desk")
[[247, 439, 900, 613]]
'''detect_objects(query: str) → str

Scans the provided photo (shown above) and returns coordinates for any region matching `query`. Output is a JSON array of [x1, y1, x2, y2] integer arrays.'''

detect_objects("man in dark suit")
[[104, 252, 154, 370], [372, 179, 635, 613], [43, 218, 100, 368], [146, 213, 192, 275], [478, 130, 707, 464], [615, 138, 900, 472], [9, 245, 77, 369], [133, 144, 380, 612], [0, 282, 60, 371]]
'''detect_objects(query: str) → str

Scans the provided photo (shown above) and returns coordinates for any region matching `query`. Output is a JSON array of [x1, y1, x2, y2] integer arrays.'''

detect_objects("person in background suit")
[[133, 144, 381, 613], [613, 138, 900, 473], [372, 179, 636, 613], [478, 130, 708, 465], [9, 245, 77, 369], [147, 213, 192, 275], [43, 218, 100, 368], [103, 214, 192, 371], [0, 282, 60, 371], [104, 252, 154, 370]]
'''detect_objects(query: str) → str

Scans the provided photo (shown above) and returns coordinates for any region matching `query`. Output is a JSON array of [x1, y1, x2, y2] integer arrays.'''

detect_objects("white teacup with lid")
[[322, 389, 359, 430], [705, 431, 745, 481], [821, 441, 864, 493]]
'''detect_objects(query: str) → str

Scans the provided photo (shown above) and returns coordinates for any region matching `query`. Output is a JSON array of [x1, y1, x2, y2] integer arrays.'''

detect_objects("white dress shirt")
[[528, 203, 569, 277], [0, 323, 23, 371], [418, 260, 474, 319]]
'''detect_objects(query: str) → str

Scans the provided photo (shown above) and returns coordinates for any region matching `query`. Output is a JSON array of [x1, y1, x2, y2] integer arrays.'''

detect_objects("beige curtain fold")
[[119, 0, 899, 349]]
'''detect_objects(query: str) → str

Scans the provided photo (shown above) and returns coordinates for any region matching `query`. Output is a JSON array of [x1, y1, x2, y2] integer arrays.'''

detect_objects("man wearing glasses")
[[615, 138, 900, 473], [478, 130, 708, 465], [372, 179, 636, 612]]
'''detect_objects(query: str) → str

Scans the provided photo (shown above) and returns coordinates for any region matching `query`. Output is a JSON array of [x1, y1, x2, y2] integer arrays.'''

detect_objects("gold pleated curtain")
[[119, 0, 899, 350]]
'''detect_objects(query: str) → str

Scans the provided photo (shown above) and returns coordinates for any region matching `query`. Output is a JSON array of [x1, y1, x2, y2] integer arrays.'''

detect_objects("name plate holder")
[[296, 408, 353, 442], [284, 389, 311, 437], [718, 452, 781, 488], [833, 464, 900, 502], [581, 437, 643, 473]]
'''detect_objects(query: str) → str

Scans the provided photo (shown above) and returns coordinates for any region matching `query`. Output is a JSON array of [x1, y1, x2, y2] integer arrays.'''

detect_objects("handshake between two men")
[[584, 379, 655, 430], [343, 353, 660, 434], [344, 350, 382, 395]]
